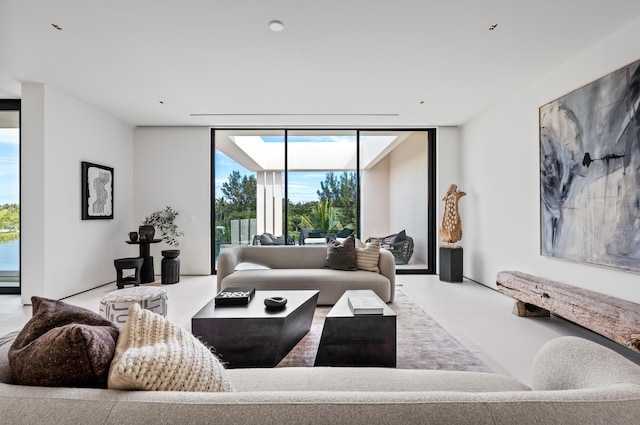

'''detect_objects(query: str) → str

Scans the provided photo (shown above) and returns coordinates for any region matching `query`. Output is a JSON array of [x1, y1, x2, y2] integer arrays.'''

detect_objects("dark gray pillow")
[[259, 233, 274, 245], [325, 234, 357, 271]]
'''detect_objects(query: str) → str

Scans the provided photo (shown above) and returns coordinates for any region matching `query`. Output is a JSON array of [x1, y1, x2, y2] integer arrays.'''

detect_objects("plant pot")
[[138, 225, 155, 241], [161, 249, 180, 258]]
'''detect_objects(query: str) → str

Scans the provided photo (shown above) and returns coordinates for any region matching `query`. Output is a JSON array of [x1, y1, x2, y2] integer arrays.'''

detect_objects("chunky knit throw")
[[107, 303, 234, 392]]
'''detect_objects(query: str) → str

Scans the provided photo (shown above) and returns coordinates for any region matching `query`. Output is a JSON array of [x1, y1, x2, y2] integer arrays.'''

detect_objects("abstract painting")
[[539, 58, 640, 273], [81, 161, 113, 220]]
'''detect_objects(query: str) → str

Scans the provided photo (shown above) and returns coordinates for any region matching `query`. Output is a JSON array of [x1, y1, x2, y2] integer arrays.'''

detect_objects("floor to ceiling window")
[[0, 100, 20, 294], [212, 129, 435, 274]]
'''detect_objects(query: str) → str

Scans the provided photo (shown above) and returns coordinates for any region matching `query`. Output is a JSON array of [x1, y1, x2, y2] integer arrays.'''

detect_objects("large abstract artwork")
[[540, 58, 640, 273], [81, 161, 114, 220]]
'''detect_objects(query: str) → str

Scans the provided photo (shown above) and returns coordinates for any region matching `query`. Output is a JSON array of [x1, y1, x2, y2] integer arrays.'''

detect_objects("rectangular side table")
[[192, 290, 318, 368], [315, 289, 396, 367]]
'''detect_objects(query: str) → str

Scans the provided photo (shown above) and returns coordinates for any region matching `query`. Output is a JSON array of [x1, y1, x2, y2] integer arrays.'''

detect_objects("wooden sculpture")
[[440, 184, 466, 245]]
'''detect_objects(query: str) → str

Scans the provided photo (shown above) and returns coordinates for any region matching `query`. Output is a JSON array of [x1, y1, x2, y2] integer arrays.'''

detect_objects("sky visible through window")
[[215, 135, 357, 204], [214, 150, 327, 204]]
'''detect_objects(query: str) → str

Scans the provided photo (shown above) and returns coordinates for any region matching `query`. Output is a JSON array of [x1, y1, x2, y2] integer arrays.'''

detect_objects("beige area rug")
[[277, 289, 493, 372]]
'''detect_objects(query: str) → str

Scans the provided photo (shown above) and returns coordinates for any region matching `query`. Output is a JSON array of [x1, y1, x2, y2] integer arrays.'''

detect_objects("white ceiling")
[[1, 0, 640, 128]]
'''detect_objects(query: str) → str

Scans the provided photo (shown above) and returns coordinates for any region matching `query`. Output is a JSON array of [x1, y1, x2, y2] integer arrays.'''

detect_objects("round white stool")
[[99, 286, 168, 328]]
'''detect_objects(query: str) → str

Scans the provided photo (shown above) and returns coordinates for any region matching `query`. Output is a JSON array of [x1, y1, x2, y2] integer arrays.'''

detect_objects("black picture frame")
[[81, 161, 114, 220]]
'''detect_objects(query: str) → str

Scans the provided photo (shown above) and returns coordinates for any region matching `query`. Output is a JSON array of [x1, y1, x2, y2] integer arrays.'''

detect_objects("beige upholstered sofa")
[[1, 334, 640, 424], [216, 245, 396, 305]]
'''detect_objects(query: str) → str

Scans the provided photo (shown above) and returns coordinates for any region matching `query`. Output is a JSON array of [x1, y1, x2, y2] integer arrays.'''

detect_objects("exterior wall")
[[460, 16, 640, 302], [388, 133, 428, 265]]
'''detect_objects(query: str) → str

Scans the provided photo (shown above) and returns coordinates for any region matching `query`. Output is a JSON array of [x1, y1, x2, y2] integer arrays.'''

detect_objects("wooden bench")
[[496, 271, 640, 353]]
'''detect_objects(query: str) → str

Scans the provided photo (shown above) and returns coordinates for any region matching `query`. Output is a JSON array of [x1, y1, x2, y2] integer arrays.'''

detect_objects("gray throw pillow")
[[325, 234, 357, 271]]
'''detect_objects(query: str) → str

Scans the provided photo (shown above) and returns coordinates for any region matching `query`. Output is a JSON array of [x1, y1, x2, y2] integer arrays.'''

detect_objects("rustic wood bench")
[[496, 271, 640, 353]]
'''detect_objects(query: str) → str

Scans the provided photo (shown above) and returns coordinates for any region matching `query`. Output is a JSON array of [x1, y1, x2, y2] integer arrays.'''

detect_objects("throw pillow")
[[8, 297, 119, 388], [393, 229, 407, 243], [108, 303, 234, 392], [336, 227, 353, 238], [356, 239, 381, 273], [324, 234, 357, 271], [259, 233, 274, 245]]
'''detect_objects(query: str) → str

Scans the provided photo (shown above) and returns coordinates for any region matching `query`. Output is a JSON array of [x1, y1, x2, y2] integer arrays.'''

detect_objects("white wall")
[[133, 127, 211, 275], [21, 83, 133, 303], [460, 17, 640, 302], [436, 127, 462, 270]]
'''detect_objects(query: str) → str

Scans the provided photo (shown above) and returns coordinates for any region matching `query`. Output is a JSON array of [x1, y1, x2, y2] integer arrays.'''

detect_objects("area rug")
[[277, 289, 492, 372]]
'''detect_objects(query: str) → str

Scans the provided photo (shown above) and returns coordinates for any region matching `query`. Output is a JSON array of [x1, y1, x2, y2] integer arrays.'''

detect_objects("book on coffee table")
[[215, 287, 256, 306], [347, 295, 384, 315]]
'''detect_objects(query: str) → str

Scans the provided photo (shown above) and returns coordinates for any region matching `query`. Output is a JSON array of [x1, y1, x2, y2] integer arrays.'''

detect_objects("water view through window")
[[0, 104, 20, 293]]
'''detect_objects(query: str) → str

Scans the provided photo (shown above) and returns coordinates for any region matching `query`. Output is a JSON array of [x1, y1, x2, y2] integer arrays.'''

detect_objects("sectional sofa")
[[216, 245, 396, 305], [1, 333, 640, 424]]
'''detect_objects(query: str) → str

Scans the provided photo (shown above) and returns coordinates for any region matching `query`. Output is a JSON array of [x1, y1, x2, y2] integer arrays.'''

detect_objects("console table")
[[125, 239, 161, 283]]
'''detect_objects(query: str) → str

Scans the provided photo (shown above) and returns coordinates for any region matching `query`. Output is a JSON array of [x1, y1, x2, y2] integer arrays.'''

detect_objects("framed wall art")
[[539, 58, 640, 273], [81, 161, 114, 220]]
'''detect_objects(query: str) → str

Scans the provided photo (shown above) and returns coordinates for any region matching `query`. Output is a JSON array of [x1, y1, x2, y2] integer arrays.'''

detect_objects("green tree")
[[316, 172, 357, 228], [221, 171, 257, 214]]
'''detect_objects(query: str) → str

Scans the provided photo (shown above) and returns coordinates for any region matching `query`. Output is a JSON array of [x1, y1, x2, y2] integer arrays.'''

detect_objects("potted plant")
[[140, 206, 184, 246]]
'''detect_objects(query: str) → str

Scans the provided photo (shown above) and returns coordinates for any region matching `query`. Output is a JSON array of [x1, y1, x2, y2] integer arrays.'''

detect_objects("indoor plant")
[[141, 206, 184, 246]]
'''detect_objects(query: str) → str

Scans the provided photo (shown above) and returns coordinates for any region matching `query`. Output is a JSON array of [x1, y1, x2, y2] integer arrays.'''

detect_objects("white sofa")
[[1, 334, 640, 424], [216, 245, 396, 305]]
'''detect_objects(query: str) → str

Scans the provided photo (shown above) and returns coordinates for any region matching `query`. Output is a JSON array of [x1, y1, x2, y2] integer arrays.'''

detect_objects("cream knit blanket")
[[108, 303, 234, 392]]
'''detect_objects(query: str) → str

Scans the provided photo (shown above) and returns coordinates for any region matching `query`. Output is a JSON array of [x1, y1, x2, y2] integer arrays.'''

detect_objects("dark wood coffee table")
[[191, 290, 319, 368], [315, 289, 396, 367]]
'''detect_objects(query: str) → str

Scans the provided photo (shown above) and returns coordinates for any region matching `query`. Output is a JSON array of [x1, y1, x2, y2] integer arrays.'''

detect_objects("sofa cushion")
[[108, 303, 234, 392], [8, 297, 119, 388], [229, 367, 531, 392], [356, 239, 380, 272], [325, 234, 357, 271]]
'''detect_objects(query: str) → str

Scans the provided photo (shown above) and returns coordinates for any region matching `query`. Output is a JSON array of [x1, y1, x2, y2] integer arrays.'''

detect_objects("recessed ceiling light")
[[51, 23, 63, 31], [489, 23, 498, 31], [269, 20, 285, 32]]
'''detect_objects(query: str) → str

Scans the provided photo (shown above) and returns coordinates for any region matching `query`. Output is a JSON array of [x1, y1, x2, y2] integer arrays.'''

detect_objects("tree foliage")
[[221, 171, 257, 213], [0, 203, 19, 231]]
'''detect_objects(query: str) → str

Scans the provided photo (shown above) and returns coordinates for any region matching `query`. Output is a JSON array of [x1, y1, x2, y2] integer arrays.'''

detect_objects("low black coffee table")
[[315, 289, 396, 367], [192, 290, 319, 368]]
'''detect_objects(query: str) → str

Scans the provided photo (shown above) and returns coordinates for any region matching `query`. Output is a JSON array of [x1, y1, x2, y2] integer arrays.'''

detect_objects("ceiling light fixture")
[[489, 23, 498, 31], [51, 23, 63, 30], [269, 20, 285, 32]]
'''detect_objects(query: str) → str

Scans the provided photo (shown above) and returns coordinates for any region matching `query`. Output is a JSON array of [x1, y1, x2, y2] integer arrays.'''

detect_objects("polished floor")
[[1, 274, 638, 386]]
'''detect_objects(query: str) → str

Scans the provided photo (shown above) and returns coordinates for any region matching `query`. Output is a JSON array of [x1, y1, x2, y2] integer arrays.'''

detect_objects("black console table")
[[126, 239, 161, 283]]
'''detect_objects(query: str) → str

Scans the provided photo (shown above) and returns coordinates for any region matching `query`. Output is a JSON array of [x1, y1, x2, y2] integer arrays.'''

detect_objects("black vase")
[[138, 225, 155, 241]]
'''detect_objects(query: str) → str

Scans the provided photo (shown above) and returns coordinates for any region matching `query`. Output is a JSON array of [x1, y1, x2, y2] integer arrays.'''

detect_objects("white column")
[[256, 171, 265, 235], [273, 171, 283, 236], [265, 171, 275, 234]]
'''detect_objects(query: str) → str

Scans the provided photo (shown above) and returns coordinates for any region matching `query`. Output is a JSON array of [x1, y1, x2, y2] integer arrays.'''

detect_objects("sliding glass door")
[[0, 100, 20, 294], [212, 128, 434, 273]]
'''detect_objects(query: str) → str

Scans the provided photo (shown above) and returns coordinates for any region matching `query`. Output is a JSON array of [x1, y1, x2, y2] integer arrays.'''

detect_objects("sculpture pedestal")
[[440, 246, 463, 282]]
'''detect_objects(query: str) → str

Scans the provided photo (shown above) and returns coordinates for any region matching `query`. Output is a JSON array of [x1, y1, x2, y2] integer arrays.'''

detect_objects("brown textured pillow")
[[8, 297, 119, 388], [325, 234, 357, 271]]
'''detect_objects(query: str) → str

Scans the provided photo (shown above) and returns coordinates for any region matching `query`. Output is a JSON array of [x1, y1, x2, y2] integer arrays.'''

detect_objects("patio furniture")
[[366, 230, 414, 265]]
